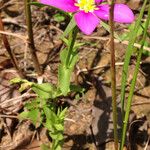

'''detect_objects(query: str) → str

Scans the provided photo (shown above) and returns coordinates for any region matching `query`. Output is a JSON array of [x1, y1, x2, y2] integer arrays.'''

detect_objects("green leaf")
[[19, 82, 32, 92], [58, 64, 72, 95], [44, 118, 53, 131], [32, 87, 51, 99], [25, 102, 36, 110], [60, 48, 67, 65], [70, 84, 85, 93], [53, 88, 63, 98], [60, 47, 78, 68], [143, 49, 150, 56], [10, 78, 33, 92], [53, 144, 61, 150], [24, 98, 40, 110], [54, 124, 64, 131], [51, 139, 62, 150], [32, 83, 55, 99], [69, 50, 79, 69], [40, 144, 50, 150], [61, 17, 76, 38], [75, 94, 80, 100], [120, 22, 147, 41], [43, 106, 57, 123], [50, 132, 64, 141], [70, 85, 85, 100], [10, 78, 23, 84], [74, 42, 85, 49], [19, 111, 29, 120], [33, 83, 55, 92], [141, 40, 150, 56], [58, 108, 67, 120], [28, 109, 40, 126], [54, 13, 65, 22], [61, 37, 69, 46], [19, 109, 40, 127], [10, 78, 32, 85]]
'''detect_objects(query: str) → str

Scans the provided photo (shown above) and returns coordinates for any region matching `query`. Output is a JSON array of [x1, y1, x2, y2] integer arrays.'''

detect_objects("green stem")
[[120, 0, 148, 118], [109, 1, 118, 150], [0, 13, 25, 78], [65, 27, 78, 68], [24, 0, 42, 75], [120, 3, 150, 150]]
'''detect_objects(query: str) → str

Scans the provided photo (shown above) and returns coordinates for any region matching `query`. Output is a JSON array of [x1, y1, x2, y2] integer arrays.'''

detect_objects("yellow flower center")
[[75, 0, 97, 13]]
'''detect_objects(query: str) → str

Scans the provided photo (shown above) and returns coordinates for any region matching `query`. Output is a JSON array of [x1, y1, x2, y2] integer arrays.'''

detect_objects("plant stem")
[[109, 1, 118, 150], [120, 0, 148, 118], [65, 27, 78, 68], [24, 0, 42, 75], [0, 13, 25, 78], [120, 3, 150, 150]]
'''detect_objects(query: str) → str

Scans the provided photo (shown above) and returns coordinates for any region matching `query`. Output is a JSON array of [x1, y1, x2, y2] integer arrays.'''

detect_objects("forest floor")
[[0, 0, 150, 149]]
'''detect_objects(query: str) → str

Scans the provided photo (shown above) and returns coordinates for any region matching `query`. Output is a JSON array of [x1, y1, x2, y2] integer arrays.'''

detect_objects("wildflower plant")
[[10, 78, 68, 150], [10, 0, 150, 150], [38, 0, 134, 98], [37, 0, 134, 149]]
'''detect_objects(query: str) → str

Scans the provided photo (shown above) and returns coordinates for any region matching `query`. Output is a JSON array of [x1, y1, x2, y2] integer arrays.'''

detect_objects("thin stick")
[[132, 101, 150, 106], [144, 135, 150, 150], [0, 30, 27, 42], [24, 0, 42, 75], [109, 0, 118, 149], [83, 36, 150, 52], [0, 114, 18, 119], [0, 13, 25, 78]]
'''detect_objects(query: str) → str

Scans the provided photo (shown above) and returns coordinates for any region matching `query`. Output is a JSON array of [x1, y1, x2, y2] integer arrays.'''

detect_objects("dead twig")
[[77, 62, 125, 74], [1, 92, 36, 108], [0, 13, 25, 78], [144, 135, 150, 150], [2, 18, 27, 29], [0, 30, 28, 42], [83, 36, 150, 52], [132, 101, 150, 106], [24, 0, 43, 75], [0, 114, 18, 119]]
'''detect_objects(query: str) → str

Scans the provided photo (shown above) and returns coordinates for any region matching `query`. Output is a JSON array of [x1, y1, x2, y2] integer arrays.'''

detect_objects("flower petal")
[[40, 0, 78, 12], [94, 4, 134, 23], [74, 11, 100, 35], [113, 4, 135, 23], [94, 4, 109, 20], [95, 0, 104, 4]]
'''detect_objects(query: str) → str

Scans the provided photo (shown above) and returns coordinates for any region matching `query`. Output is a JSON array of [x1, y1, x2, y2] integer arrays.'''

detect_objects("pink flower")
[[40, 0, 134, 35]]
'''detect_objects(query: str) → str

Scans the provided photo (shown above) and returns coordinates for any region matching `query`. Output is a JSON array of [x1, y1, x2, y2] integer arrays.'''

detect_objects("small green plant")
[[11, 66, 84, 150], [11, 78, 67, 150]]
